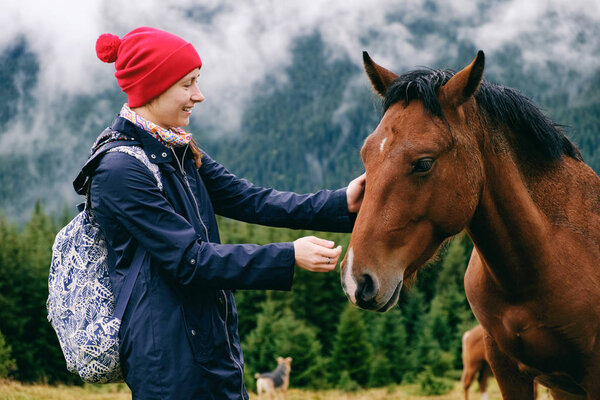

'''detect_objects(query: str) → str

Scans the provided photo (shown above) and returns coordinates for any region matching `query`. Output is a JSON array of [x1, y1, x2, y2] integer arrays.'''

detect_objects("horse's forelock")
[[383, 69, 455, 121]]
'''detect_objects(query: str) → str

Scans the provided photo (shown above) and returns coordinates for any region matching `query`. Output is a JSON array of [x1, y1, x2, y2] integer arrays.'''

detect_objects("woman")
[[84, 27, 365, 399]]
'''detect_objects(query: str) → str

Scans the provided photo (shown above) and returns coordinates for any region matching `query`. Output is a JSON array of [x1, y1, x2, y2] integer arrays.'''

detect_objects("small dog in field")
[[254, 356, 292, 398]]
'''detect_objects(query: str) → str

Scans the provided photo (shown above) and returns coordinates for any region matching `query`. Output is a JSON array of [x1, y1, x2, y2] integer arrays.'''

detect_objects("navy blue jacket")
[[79, 117, 354, 399]]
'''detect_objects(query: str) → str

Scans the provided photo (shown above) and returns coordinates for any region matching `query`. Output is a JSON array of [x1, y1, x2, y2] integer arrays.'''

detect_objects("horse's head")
[[341, 51, 486, 311]]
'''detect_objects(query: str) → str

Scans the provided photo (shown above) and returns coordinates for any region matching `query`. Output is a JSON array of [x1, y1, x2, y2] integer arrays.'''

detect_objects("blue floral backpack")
[[47, 129, 162, 383]]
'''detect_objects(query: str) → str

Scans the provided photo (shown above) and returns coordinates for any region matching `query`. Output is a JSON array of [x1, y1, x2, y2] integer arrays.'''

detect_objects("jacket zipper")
[[171, 147, 209, 239], [172, 146, 245, 398]]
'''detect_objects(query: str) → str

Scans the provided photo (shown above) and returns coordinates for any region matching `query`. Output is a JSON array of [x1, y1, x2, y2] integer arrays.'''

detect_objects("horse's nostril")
[[356, 273, 378, 304]]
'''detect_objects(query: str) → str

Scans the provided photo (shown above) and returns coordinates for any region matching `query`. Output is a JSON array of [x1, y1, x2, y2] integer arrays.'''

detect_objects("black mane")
[[383, 68, 582, 161]]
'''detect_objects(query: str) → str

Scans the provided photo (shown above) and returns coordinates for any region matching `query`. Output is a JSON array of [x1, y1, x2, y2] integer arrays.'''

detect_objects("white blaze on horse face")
[[481, 392, 488, 400], [379, 137, 387, 153], [343, 248, 357, 303]]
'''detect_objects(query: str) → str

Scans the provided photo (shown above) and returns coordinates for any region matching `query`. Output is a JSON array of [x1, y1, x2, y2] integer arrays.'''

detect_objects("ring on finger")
[[327, 257, 331, 265]]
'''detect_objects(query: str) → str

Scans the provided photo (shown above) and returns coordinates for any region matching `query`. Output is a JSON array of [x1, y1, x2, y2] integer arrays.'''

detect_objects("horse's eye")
[[412, 158, 434, 173]]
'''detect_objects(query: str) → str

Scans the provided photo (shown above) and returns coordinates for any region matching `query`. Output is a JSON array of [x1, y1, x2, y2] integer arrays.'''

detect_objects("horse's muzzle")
[[355, 272, 403, 312], [377, 280, 403, 312], [355, 272, 379, 308]]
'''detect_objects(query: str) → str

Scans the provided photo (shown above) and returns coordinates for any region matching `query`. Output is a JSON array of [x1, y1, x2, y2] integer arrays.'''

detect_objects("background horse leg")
[[484, 333, 535, 399], [478, 362, 492, 400], [461, 363, 476, 400]]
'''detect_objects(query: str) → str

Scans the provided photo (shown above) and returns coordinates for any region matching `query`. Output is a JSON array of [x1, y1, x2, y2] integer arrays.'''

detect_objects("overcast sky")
[[1, 0, 599, 220], [1, 0, 598, 132]]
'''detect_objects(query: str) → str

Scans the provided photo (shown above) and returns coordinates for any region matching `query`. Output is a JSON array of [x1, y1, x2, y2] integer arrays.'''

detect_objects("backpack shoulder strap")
[[113, 244, 146, 321], [73, 128, 141, 195], [108, 146, 162, 191]]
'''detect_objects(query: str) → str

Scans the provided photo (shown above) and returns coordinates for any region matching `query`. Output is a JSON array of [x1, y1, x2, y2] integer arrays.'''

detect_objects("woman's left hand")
[[346, 173, 366, 213]]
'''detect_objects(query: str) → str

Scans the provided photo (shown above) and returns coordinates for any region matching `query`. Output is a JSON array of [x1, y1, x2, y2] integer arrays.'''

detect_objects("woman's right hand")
[[293, 236, 342, 272]]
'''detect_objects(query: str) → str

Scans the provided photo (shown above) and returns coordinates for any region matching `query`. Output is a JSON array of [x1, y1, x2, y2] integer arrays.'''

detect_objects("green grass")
[[0, 380, 130, 400], [0, 379, 553, 399]]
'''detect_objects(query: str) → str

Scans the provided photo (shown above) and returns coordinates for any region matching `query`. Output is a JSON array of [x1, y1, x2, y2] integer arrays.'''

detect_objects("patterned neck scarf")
[[119, 103, 192, 148]]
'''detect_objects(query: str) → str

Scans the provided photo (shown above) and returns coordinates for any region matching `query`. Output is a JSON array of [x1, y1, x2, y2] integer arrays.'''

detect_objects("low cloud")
[[2, 0, 598, 137], [1, 0, 598, 221]]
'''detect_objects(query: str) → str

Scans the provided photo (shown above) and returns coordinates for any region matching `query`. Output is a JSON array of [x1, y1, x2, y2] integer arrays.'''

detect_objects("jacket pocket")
[[180, 304, 214, 363]]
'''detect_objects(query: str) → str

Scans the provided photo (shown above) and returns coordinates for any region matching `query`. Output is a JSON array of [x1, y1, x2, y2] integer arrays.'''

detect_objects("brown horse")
[[462, 323, 539, 400], [340, 50, 600, 399], [462, 324, 492, 400]]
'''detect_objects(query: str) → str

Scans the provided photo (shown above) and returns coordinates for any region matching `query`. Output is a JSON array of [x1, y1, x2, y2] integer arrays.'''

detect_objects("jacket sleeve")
[[199, 151, 355, 232], [91, 152, 294, 291]]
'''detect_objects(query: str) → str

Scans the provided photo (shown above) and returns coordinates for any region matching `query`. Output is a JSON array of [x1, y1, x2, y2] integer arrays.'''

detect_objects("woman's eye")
[[412, 158, 434, 173]]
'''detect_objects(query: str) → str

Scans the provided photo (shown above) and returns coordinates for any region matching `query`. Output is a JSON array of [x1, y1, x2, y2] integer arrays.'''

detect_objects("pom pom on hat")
[[96, 33, 121, 63]]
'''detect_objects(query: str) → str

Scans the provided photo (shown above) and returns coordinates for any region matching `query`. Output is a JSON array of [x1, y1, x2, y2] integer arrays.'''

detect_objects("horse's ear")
[[439, 50, 485, 106], [363, 51, 399, 97]]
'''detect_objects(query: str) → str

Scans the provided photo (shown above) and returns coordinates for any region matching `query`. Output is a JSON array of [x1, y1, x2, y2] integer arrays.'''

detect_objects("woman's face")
[[145, 68, 204, 129]]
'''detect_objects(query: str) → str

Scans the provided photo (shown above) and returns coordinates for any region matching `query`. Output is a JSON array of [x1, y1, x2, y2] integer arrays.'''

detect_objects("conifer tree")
[[0, 216, 21, 338], [0, 330, 16, 378], [1, 204, 79, 383], [329, 303, 372, 387], [435, 233, 471, 298], [0, 213, 38, 382], [400, 286, 426, 348], [422, 294, 455, 376], [243, 300, 324, 388], [368, 352, 393, 387], [288, 234, 349, 353], [434, 234, 476, 367], [20, 202, 62, 381], [368, 307, 409, 386], [405, 311, 441, 379], [0, 218, 21, 378]]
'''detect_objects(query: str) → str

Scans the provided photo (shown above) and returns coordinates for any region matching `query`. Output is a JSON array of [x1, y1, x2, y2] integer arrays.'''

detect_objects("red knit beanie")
[[95, 27, 202, 107]]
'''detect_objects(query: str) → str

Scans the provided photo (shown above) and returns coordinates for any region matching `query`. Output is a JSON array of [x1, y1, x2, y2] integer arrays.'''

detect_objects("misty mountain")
[[0, 8, 598, 223]]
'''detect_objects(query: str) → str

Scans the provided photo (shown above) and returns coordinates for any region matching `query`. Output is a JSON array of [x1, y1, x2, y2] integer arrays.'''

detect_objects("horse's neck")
[[466, 152, 600, 291], [466, 156, 547, 288]]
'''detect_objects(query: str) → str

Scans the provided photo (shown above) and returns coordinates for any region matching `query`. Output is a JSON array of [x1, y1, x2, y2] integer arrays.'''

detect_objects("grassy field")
[[0, 379, 553, 399]]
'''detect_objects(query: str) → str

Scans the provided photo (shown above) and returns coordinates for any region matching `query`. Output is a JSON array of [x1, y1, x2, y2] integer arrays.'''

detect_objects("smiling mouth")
[[182, 107, 194, 112]]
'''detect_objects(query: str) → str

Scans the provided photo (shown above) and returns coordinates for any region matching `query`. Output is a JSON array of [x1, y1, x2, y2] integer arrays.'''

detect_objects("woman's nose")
[[192, 87, 205, 103]]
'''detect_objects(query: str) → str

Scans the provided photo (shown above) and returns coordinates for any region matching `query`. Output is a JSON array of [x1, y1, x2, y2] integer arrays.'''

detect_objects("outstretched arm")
[[199, 151, 356, 232], [92, 152, 295, 291]]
